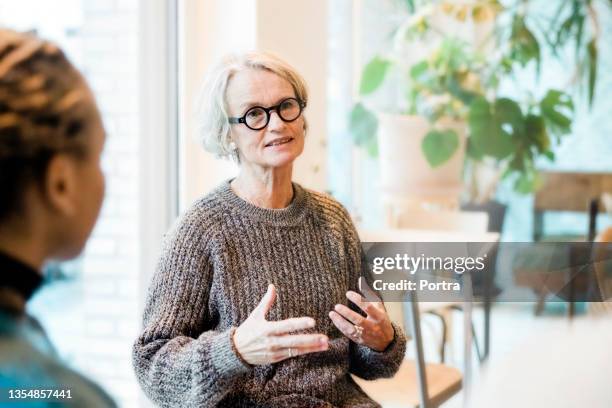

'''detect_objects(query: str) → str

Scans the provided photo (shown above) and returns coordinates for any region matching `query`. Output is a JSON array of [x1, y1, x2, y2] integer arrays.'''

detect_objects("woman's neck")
[[231, 166, 294, 209], [0, 228, 45, 273]]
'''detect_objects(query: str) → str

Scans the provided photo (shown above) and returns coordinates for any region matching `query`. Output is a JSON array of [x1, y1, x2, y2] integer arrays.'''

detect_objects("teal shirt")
[[0, 251, 117, 407]]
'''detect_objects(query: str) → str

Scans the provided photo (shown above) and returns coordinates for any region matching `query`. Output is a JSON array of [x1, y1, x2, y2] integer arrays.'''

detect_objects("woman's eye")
[[247, 109, 263, 119], [280, 100, 296, 110]]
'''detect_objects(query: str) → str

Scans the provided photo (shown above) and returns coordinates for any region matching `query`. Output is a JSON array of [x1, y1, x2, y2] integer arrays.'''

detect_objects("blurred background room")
[[1, 0, 610, 407]]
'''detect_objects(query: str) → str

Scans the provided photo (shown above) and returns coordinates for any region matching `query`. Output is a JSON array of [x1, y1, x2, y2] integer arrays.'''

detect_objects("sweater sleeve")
[[132, 211, 251, 407], [340, 207, 407, 380], [348, 321, 407, 379]]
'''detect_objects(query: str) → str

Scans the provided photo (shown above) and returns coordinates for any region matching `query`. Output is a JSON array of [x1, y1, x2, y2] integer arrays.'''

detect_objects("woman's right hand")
[[232, 284, 329, 365]]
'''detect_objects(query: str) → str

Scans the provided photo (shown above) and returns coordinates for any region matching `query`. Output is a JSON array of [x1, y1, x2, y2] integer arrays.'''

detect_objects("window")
[[0, 1, 144, 406]]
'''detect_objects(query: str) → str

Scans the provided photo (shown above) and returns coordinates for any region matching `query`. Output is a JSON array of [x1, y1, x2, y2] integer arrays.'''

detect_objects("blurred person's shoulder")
[[0, 314, 117, 407]]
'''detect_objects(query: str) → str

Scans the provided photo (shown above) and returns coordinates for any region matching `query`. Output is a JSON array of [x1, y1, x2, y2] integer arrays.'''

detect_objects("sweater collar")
[[0, 250, 43, 311], [216, 179, 309, 226]]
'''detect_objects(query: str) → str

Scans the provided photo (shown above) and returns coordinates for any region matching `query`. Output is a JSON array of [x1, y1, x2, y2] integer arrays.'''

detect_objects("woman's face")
[[225, 68, 305, 170], [52, 91, 106, 260]]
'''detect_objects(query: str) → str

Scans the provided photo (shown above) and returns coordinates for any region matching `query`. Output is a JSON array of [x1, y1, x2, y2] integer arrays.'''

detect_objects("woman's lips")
[[265, 137, 294, 147]]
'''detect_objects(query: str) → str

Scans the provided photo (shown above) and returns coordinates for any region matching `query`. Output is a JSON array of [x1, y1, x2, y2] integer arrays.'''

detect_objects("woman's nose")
[[267, 110, 286, 131]]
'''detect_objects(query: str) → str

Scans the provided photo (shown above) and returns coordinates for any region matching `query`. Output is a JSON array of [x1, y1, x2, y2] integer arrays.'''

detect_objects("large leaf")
[[524, 113, 550, 153], [421, 129, 459, 167], [349, 103, 378, 157], [540, 89, 573, 139], [494, 98, 524, 135], [468, 97, 520, 160], [359, 56, 391, 96], [466, 137, 484, 160]]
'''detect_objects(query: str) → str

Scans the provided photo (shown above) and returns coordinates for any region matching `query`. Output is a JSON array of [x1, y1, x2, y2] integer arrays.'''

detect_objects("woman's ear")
[[44, 154, 78, 217]]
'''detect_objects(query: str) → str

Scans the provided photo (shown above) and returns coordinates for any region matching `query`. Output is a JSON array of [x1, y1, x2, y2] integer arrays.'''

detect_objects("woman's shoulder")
[[301, 186, 354, 229], [165, 186, 229, 242]]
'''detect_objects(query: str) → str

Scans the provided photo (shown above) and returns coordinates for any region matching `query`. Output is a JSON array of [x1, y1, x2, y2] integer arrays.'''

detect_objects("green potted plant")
[[350, 0, 605, 202]]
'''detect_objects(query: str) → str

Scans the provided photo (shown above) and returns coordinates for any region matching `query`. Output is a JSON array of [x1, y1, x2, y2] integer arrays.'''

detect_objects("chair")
[[533, 171, 612, 241], [355, 226, 487, 407], [516, 171, 612, 316], [375, 207, 490, 363], [590, 226, 612, 315], [353, 298, 463, 408], [352, 286, 463, 408]]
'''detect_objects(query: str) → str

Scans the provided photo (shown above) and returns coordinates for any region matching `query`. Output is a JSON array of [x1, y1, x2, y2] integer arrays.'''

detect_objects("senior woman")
[[132, 52, 407, 408]]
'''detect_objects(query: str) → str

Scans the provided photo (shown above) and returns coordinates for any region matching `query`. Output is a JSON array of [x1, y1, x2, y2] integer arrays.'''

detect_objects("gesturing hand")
[[328, 289, 395, 352], [232, 284, 329, 365]]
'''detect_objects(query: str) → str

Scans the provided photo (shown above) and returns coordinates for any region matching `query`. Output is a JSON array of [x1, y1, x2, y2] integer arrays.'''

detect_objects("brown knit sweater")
[[132, 180, 407, 408]]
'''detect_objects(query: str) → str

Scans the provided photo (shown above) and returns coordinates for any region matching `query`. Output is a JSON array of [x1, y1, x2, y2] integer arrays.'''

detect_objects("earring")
[[229, 141, 237, 151]]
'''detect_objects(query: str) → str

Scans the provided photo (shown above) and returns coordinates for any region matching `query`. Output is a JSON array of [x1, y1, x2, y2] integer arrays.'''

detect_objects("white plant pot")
[[377, 113, 466, 200]]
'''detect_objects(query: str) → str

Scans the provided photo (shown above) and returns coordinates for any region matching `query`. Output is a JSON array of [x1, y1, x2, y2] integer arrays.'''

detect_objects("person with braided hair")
[[0, 28, 116, 407]]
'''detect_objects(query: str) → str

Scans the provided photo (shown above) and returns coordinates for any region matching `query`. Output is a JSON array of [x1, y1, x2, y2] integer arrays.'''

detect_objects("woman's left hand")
[[328, 290, 395, 352]]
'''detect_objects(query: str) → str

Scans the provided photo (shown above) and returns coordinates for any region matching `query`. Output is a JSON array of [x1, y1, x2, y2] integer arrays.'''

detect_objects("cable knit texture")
[[132, 180, 407, 408]]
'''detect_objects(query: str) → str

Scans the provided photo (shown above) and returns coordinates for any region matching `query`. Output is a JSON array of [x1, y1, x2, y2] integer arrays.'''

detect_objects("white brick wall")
[[77, 1, 141, 406]]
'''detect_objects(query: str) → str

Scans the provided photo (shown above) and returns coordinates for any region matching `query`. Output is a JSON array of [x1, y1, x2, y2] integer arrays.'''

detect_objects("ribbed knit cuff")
[[209, 327, 252, 379], [354, 321, 407, 366]]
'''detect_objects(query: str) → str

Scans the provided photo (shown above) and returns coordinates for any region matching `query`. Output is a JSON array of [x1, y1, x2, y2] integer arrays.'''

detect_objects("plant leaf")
[[540, 89, 574, 138], [400, 0, 415, 13], [466, 137, 484, 160], [544, 150, 555, 161], [421, 129, 459, 167], [510, 15, 541, 75], [524, 114, 550, 153], [495, 98, 525, 136], [587, 38, 597, 108], [410, 60, 429, 81], [468, 97, 518, 160], [349, 103, 378, 157], [359, 56, 391, 96], [513, 168, 542, 194]]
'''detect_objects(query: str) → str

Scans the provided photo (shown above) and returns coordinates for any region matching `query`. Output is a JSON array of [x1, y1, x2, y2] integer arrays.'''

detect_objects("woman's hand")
[[232, 284, 329, 365], [328, 290, 395, 352]]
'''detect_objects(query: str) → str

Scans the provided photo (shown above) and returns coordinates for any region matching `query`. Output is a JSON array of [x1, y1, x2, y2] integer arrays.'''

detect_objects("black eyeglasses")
[[228, 97, 306, 131]]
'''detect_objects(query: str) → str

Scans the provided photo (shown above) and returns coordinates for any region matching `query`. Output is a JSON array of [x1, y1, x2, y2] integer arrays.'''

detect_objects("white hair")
[[195, 51, 309, 161]]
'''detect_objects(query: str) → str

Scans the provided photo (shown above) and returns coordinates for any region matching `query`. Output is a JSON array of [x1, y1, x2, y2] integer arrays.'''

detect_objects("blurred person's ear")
[[44, 154, 80, 217]]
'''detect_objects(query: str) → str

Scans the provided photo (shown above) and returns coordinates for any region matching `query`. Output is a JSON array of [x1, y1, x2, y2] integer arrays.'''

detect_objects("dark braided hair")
[[0, 29, 94, 221]]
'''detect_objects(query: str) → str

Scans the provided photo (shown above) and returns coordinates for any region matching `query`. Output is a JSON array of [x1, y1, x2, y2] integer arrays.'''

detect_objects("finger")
[[270, 342, 328, 363], [272, 334, 328, 350], [252, 284, 276, 319], [358, 277, 383, 305], [333, 304, 368, 326], [294, 342, 329, 355], [346, 290, 382, 319], [328, 310, 363, 342], [266, 316, 316, 335]]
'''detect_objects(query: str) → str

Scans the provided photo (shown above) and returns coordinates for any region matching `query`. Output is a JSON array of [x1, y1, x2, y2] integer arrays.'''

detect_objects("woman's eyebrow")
[[238, 96, 295, 110], [239, 101, 260, 110]]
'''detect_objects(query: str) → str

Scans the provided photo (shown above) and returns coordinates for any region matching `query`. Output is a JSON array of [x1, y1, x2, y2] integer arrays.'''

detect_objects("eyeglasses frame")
[[228, 97, 307, 130]]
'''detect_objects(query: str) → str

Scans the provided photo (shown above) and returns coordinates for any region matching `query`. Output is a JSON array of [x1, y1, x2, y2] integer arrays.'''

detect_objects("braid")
[[0, 28, 92, 221]]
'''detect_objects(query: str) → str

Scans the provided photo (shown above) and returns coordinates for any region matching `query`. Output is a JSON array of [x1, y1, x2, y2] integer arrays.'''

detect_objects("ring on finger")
[[353, 324, 364, 341], [288, 347, 295, 358]]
